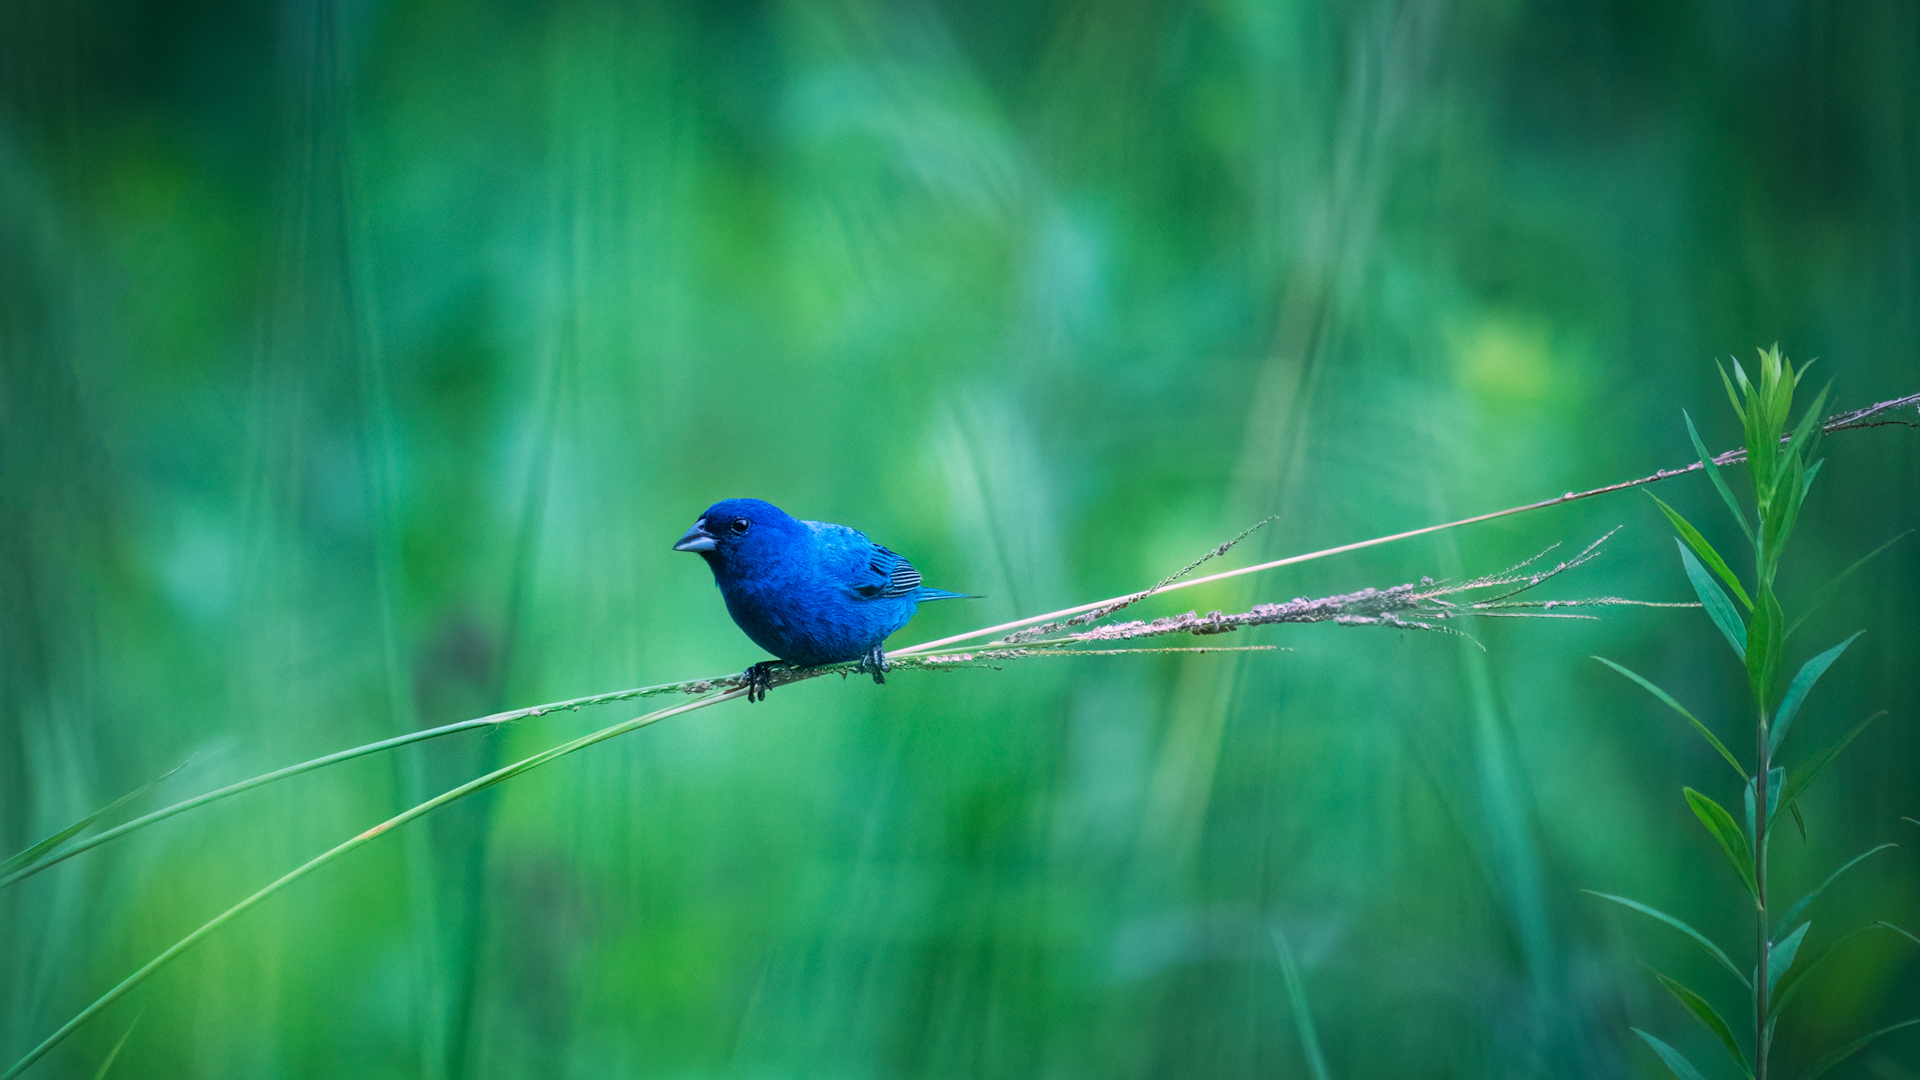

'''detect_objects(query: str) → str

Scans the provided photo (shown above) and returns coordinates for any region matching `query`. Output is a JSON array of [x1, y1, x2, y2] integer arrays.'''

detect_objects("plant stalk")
[[1756, 712, 1771, 1080]]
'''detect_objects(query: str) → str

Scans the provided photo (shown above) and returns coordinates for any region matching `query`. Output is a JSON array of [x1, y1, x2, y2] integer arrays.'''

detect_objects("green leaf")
[[1684, 409, 1753, 545], [1786, 531, 1911, 639], [1678, 545, 1748, 660], [1634, 1028, 1712, 1080], [1685, 788, 1758, 899], [1800, 1018, 1920, 1080], [1783, 381, 1830, 466], [1769, 632, 1863, 756], [1745, 590, 1783, 710], [1777, 845, 1897, 937], [1593, 657, 1747, 781], [1789, 801, 1806, 840], [1760, 454, 1807, 582], [1801, 457, 1824, 496], [1654, 972, 1751, 1076], [1742, 767, 1783, 838], [1718, 360, 1747, 424], [1772, 923, 1892, 1018], [1882, 921, 1920, 948], [1650, 493, 1752, 609], [1584, 891, 1751, 989], [1767, 921, 1810, 1000], [1777, 711, 1886, 811]]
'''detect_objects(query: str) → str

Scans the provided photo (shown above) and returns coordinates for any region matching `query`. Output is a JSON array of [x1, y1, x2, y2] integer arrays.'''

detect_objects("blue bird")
[[673, 498, 973, 700]]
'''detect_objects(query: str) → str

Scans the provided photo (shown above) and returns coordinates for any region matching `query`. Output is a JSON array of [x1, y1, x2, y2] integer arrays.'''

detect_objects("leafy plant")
[[1593, 347, 1916, 1079]]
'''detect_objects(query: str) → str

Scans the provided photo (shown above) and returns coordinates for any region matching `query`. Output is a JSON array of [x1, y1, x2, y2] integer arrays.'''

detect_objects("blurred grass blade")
[[1766, 921, 1810, 1000], [1653, 972, 1751, 1076], [89, 1014, 139, 1080], [1769, 632, 1863, 756], [1272, 928, 1332, 1080], [1585, 892, 1750, 988], [1593, 658, 1747, 781], [1778, 711, 1886, 811], [1684, 409, 1752, 544], [0, 764, 181, 879], [1684, 788, 1758, 899], [1776, 845, 1896, 938], [1786, 531, 1911, 639], [1650, 493, 1751, 608], [0, 690, 738, 1080], [1799, 1018, 1920, 1080], [1677, 545, 1747, 659], [1882, 921, 1920, 948], [1633, 1028, 1712, 1080]]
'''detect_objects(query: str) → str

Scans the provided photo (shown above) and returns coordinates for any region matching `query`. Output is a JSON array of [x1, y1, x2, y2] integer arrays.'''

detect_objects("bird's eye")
[[731, 519, 751, 535]]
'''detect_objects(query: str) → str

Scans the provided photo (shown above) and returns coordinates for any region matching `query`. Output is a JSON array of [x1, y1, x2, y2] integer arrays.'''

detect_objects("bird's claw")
[[743, 661, 782, 702], [857, 646, 889, 685]]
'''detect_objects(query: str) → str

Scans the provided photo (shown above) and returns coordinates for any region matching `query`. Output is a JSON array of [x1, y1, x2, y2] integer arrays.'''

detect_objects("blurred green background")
[[3, 0, 1917, 1076]]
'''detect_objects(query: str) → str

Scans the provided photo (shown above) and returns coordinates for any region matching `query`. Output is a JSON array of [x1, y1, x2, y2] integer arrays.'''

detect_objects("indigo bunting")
[[673, 498, 972, 700]]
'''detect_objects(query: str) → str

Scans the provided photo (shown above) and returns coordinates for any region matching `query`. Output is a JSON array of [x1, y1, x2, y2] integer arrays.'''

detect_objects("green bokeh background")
[[4, 0, 1917, 1076]]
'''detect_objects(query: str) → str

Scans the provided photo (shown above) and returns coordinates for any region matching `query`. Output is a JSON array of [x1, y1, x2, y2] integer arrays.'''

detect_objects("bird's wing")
[[811, 521, 923, 601]]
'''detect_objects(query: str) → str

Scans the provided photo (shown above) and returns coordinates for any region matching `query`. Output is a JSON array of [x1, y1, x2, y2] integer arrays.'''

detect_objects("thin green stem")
[[0, 681, 718, 889], [1756, 712, 1771, 1080]]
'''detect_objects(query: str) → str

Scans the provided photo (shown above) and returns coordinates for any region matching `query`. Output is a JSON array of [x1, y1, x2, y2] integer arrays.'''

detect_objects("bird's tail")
[[910, 587, 980, 602]]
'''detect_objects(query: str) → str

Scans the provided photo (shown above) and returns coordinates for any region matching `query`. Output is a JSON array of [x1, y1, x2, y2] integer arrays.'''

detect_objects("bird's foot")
[[743, 661, 785, 702], [857, 646, 889, 685]]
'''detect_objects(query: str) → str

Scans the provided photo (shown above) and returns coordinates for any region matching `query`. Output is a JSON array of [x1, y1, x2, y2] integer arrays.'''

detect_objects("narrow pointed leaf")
[[1787, 531, 1911, 639], [1784, 383, 1830, 464], [1800, 1018, 1920, 1080], [1745, 590, 1783, 709], [1789, 801, 1806, 840], [1767, 921, 1810, 999], [1593, 658, 1746, 780], [1634, 1029, 1712, 1080], [1769, 632, 1863, 756], [1743, 767, 1782, 838], [1777, 845, 1897, 937], [1650, 493, 1752, 609], [1654, 972, 1751, 1075], [1684, 409, 1753, 544], [1882, 921, 1920, 948], [1685, 788, 1758, 899], [1718, 361, 1746, 423], [1801, 457, 1823, 496], [1773, 923, 1890, 1018], [1778, 711, 1886, 811], [1584, 891, 1750, 988], [1678, 545, 1747, 659]]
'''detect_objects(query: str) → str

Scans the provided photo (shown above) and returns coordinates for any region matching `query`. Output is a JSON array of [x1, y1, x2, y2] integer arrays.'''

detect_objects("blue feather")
[[674, 499, 976, 681]]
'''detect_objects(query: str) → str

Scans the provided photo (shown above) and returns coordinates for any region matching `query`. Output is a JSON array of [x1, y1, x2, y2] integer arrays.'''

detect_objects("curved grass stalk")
[[894, 390, 1920, 657], [1, 680, 734, 890], [11, 393, 1913, 887], [1, 689, 744, 1080]]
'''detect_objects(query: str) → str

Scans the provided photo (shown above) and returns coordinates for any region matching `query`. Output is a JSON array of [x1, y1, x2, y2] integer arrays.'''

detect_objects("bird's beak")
[[673, 519, 718, 553]]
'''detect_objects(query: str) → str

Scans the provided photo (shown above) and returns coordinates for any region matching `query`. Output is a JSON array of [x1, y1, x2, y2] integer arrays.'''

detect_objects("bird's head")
[[673, 498, 799, 567]]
